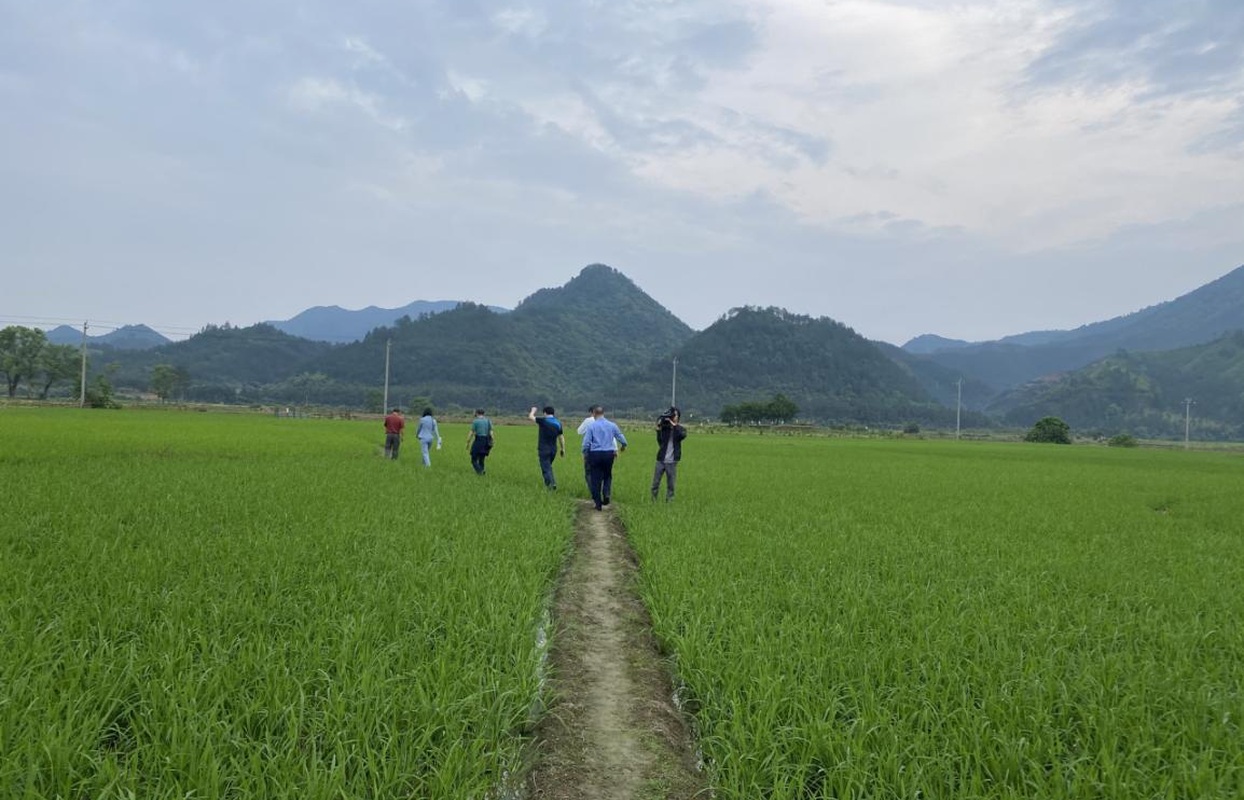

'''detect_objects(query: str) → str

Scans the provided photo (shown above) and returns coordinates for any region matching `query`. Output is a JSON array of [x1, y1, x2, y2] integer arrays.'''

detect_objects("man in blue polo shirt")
[[581, 405, 627, 510], [529, 405, 566, 489]]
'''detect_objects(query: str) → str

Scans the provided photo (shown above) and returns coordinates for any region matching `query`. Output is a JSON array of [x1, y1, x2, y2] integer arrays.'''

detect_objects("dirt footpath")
[[524, 504, 707, 800]]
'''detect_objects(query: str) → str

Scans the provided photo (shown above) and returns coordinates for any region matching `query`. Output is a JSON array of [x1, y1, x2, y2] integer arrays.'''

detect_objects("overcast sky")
[[2, 0, 1242, 345]]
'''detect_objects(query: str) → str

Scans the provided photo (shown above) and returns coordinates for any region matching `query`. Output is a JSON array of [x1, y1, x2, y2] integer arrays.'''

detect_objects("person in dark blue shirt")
[[529, 405, 566, 489]]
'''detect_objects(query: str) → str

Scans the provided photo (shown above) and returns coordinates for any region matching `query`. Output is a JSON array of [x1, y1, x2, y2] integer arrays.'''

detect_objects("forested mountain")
[[315, 264, 694, 409], [508, 263, 693, 389], [900, 334, 971, 354], [105, 324, 334, 401], [610, 307, 988, 425], [46, 324, 170, 350], [872, 342, 995, 411], [76, 261, 1244, 434], [906, 264, 1244, 391], [96, 265, 691, 410], [266, 300, 509, 343], [987, 332, 1244, 439]]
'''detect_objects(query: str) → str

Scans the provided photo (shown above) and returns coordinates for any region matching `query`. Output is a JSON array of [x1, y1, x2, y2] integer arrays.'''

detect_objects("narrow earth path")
[[524, 503, 707, 800]]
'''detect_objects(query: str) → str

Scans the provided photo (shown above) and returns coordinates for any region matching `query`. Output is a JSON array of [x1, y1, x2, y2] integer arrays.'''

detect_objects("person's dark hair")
[[543, 405, 555, 415], [475, 408, 485, 416], [592, 405, 604, 414], [391, 407, 401, 413], [422, 407, 434, 417]]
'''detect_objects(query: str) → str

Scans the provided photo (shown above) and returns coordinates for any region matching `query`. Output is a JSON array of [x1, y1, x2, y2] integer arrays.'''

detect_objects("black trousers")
[[586, 450, 616, 508]]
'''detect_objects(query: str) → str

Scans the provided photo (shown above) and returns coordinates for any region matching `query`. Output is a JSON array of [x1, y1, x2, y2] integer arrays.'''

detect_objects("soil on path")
[[524, 503, 707, 800]]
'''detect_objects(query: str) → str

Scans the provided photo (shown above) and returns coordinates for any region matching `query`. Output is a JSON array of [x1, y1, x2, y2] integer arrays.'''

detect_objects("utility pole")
[[671, 356, 678, 408], [382, 338, 392, 413], [78, 321, 88, 408], [1184, 397, 1194, 449], [955, 377, 962, 440]]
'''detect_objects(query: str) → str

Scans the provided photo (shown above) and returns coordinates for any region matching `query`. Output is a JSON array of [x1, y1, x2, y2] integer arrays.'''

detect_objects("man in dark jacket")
[[651, 406, 687, 501]]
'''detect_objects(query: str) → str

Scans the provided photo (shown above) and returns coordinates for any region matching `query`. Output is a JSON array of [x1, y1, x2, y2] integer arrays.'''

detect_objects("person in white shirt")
[[576, 407, 595, 490]]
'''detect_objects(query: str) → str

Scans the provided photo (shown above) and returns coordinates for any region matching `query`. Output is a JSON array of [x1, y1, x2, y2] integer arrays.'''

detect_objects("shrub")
[[1024, 416, 1071, 444], [1107, 433, 1139, 448]]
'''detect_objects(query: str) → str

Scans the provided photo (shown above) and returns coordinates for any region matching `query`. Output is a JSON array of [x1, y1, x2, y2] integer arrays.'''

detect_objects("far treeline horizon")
[[4, 262, 1244, 440]]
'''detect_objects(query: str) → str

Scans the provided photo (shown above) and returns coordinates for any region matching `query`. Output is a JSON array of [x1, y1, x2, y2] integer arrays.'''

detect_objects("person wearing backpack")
[[466, 408, 494, 475]]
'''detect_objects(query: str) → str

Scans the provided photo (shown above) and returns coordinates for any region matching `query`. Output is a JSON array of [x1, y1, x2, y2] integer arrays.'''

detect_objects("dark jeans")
[[470, 447, 488, 475], [538, 449, 558, 488], [586, 450, 616, 509], [384, 433, 402, 459]]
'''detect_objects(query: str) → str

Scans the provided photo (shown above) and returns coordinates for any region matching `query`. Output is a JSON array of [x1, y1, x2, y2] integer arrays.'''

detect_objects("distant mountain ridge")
[[901, 334, 971, 354], [65, 261, 1244, 435], [610, 306, 989, 426], [987, 332, 1244, 439], [45, 324, 170, 350], [99, 266, 959, 421], [266, 300, 510, 343], [315, 264, 695, 410], [902, 264, 1244, 391]]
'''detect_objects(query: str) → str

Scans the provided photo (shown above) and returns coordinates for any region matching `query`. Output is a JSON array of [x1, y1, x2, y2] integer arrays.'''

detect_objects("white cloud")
[[5, 0, 1242, 344], [443, 70, 489, 103], [491, 7, 549, 39], [481, 0, 1243, 249], [287, 76, 409, 132]]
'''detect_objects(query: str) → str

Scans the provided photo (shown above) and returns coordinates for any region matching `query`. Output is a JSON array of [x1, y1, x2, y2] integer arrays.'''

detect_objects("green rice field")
[[4, 407, 1243, 798], [1, 408, 574, 798], [619, 435, 1244, 798]]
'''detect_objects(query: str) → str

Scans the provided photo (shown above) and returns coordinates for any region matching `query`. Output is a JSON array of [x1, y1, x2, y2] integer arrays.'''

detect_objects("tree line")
[[719, 394, 800, 426], [0, 326, 79, 399], [1, 325, 191, 404]]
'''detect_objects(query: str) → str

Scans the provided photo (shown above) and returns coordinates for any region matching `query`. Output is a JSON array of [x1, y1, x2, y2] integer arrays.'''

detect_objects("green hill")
[[313, 264, 693, 410], [988, 332, 1244, 439], [872, 341, 995, 411], [916, 263, 1244, 392], [104, 324, 334, 398], [610, 307, 987, 425]]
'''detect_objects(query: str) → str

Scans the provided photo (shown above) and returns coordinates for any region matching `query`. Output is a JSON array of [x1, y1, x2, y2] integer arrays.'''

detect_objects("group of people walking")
[[381, 404, 687, 506], [383, 407, 441, 466]]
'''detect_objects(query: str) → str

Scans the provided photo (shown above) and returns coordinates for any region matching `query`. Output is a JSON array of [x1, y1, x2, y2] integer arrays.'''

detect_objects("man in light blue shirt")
[[581, 405, 627, 510]]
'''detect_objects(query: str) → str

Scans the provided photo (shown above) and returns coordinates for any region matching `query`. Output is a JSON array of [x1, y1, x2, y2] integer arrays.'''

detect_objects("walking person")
[[576, 406, 596, 490], [466, 408, 494, 475], [651, 406, 687, 501], [383, 407, 405, 459], [582, 405, 627, 510], [415, 407, 442, 467], [529, 405, 566, 489]]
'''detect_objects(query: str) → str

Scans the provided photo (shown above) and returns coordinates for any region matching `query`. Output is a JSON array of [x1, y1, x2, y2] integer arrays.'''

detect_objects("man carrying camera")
[[652, 406, 687, 501]]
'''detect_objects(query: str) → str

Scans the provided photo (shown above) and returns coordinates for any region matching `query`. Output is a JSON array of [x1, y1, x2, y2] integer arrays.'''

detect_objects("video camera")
[[658, 406, 679, 428]]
